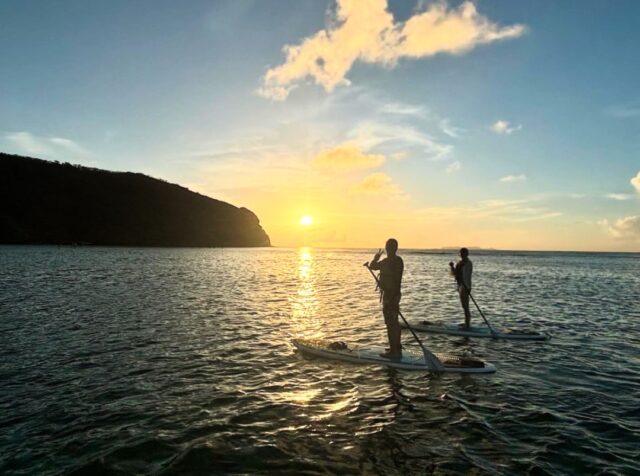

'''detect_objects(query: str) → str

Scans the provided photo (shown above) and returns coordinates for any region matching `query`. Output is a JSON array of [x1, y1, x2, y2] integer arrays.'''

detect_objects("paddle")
[[363, 262, 444, 373], [449, 262, 497, 338]]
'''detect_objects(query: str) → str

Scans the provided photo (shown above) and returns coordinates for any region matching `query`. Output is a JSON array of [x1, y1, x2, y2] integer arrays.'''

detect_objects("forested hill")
[[0, 153, 271, 247]]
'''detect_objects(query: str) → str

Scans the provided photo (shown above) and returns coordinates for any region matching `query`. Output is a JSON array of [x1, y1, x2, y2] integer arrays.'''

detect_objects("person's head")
[[386, 238, 399, 256], [459, 247, 469, 259]]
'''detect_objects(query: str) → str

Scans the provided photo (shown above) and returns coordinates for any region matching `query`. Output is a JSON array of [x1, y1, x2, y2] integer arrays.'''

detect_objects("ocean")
[[1, 246, 639, 475]]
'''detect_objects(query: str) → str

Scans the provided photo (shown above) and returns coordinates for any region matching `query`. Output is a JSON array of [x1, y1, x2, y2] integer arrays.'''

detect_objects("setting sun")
[[299, 215, 313, 226]]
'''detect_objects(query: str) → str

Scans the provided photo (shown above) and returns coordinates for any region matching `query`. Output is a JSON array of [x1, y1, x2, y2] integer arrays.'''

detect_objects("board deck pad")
[[292, 338, 496, 374], [402, 320, 549, 340]]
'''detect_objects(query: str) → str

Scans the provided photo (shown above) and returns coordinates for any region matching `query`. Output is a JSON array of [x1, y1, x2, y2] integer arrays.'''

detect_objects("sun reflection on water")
[[273, 387, 321, 406], [298, 247, 313, 281], [290, 247, 323, 340]]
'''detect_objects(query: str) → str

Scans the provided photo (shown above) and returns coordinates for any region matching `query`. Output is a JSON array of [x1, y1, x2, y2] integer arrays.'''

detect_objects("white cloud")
[[350, 172, 409, 200], [605, 193, 632, 201], [446, 161, 461, 173], [500, 174, 527, 183], [390, 151, 408, 161], [379, 102, 425, 117], [512, 212, 562, 222], [310, 87, 460, 159], [347, 121, 452, 160], [439, 119, 464, 138], [602, 216, 640, 240], [492, 120, 522, 135], [416, 197, 561, 223], [5, 131, 52, 155], [48, 137, 86, 155], [631, 171, 640, 192], [312, 144, 385, 172], [4, 131, 88, 158], [260, 0, 526, 99]]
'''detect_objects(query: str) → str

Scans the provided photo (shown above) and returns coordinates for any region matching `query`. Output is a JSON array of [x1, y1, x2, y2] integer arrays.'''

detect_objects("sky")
[[1, 0, 639, 251]]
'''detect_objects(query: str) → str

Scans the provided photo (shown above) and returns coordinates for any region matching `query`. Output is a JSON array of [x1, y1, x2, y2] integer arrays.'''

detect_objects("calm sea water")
[[1, 246, 639, 475]]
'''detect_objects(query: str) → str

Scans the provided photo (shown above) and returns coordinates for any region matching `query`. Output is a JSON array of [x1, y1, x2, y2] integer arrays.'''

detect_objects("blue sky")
[[1, 0, 639, 250]]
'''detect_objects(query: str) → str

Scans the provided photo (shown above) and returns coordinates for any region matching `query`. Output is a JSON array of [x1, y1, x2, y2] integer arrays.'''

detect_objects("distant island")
[[0, 153, 271, 247], [438, 246, 497, 251]]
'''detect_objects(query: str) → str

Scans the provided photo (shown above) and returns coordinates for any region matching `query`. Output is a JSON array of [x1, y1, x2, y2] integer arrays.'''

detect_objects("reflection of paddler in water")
[[368, 238, 404, 359], [450, 247, 473, 329]]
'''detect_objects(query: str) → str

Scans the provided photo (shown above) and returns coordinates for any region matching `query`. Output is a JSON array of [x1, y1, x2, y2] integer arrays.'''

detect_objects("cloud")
[[348, 88, 464, 140], [4, 131, 88, 158], [309, 87, 459, 160], [312, 144, 385, 172], [390, 151, 408, 161], [446, 161, 461, 173], [492, 120, 522, 135], [500, 174, 527, 183], [631, 171, 640, 192], [439, 119, 464, 138], [350, 172, 408, 199], [512, 212, 562, 222], [379, 102, 425, 117], [416, 197, 561, 223], [605, 193, 632, 201], [260, 0, 526, 99], [603, 216, 640, 240], [347, 121, 452, 160]]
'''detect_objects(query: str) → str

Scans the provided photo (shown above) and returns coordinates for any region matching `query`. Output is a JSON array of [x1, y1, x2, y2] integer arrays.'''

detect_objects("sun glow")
[[299, 215, 313, 226]]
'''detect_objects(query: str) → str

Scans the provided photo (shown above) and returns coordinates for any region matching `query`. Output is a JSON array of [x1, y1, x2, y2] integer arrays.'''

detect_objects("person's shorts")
[[382, 294, 401, 323]]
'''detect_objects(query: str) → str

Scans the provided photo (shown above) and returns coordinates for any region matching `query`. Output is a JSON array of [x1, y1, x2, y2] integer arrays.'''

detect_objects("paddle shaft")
[[449, 262, 496, 337]]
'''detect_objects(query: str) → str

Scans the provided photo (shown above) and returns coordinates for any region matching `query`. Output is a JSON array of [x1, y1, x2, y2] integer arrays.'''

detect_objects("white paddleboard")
[[402, 321, 549, 340], [292, 339, 496, 374]]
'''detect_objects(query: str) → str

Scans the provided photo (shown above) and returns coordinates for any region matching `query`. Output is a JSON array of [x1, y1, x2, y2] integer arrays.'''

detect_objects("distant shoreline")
[[1, 244, 636, 255]]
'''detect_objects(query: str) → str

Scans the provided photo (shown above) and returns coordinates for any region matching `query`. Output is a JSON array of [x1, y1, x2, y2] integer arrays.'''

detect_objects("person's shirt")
[[370, 255, 404, 298], [455, 258, 473, 290]]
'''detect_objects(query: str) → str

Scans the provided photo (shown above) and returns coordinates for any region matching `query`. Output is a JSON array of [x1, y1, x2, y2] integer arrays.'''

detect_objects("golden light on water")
[[290, 247, 323, 340], [299, 215, 313, 226]]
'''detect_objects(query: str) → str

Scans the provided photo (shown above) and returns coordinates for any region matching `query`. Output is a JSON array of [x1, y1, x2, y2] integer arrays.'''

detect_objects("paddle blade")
[[422, 349, 445, 374]]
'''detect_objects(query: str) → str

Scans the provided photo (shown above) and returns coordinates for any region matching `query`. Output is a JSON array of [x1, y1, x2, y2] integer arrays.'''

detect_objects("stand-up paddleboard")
[[292, 339, 496, 374], [401, 321, 549, 340]]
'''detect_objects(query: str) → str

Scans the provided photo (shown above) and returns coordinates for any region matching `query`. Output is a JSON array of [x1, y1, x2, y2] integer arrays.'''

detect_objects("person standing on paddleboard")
[[368, 238, 404, 359], [450, 247, 473, 328]]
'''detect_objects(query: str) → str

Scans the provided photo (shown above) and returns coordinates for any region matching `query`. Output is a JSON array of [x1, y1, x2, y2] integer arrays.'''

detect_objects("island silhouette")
[[0, 153, 271, 247]]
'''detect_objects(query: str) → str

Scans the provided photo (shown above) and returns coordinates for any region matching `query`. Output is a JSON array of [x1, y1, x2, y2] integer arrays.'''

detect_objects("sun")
[[299, 215, 313, 226]]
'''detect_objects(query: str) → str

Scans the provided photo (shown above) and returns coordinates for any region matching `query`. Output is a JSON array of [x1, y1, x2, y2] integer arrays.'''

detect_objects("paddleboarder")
[[450, 247, 473, 328], [368, 238, 404, 359]]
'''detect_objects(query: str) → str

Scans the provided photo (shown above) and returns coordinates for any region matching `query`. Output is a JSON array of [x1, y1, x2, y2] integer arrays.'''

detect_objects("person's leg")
[[382, 301, 402, 357], [384, 312, 394, 350], [460, 288, 471, 327], [384, 300, 402, 355], [389, 315, 401, 355]]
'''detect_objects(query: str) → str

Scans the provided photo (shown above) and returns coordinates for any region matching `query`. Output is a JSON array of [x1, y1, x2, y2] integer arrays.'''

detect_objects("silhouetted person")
[[369, 238, 404, 359], [450, 247, 473, 328]]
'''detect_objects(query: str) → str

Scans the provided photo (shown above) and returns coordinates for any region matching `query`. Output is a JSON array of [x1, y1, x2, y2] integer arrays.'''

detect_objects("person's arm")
[[451, 260, 462, 284], [368, 249, 384, 270], [397, 257, 404, 289]]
